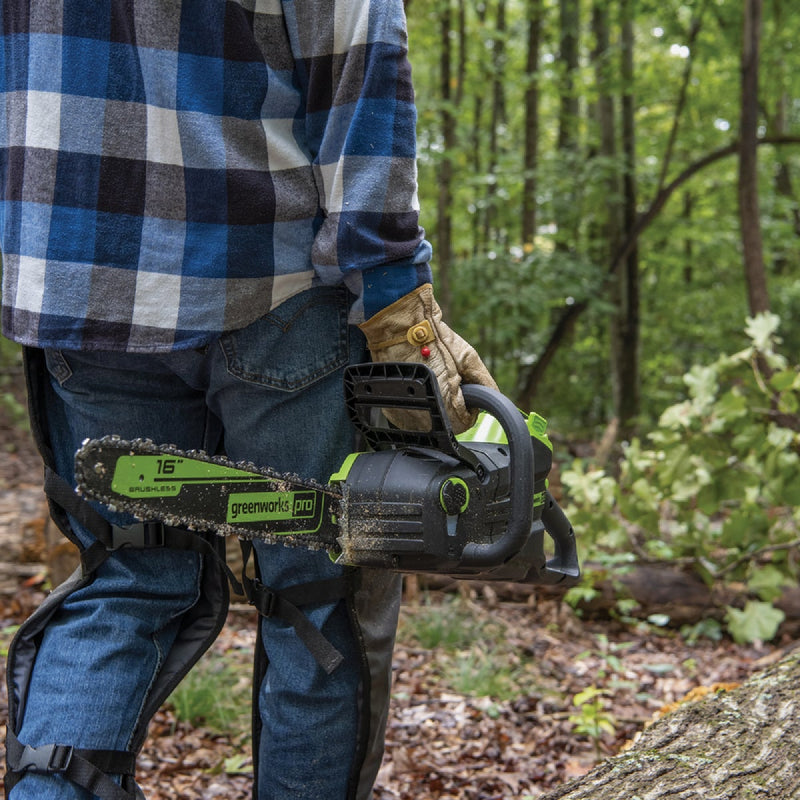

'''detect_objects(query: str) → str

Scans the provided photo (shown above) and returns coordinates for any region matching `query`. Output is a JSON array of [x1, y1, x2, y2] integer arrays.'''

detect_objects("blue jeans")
[[10, 286, 379, 800]]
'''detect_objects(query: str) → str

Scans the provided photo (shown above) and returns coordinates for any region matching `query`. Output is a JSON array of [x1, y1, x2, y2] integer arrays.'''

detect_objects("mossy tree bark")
[[541, 649, 800, 799]]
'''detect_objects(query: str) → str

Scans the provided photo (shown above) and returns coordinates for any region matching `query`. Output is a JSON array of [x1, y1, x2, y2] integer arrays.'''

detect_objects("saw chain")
[[75, 436, 343, 552]]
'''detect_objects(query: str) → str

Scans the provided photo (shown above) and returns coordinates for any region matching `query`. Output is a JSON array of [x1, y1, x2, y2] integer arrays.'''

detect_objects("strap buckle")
[[247, 579, 278, 618], [111, 521, 166, 549], [18, 743, 74, 773]]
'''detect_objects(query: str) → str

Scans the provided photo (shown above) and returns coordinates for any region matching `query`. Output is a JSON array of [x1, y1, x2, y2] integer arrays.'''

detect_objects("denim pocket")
[[43, 348, 73, 386], [220, 286, 350, 391]]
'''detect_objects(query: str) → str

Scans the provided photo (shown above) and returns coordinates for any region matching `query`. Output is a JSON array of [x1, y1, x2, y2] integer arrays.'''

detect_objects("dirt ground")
[[0, 380, 788, 799]]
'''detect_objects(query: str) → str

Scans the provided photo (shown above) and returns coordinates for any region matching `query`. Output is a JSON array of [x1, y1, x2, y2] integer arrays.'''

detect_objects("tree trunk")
[[590, 2, 632, 436], [768, 1, 800, 274], [615, 0, 640, 435], [682, 192, 693, 285], [557, 0, 580, 153], [483, 0, 507, 249], [522, 0, 542, 248], [540, 648, 800, 799], [739, 0, 769, 315], [437, 0, 455, 319], [455, 0, 466, 108], [554, 0, 581, 255], [470, 3, 487, 257]]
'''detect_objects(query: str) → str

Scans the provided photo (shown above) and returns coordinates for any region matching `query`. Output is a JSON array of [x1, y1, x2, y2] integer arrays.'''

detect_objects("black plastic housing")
[[337, 362, 580, 585]]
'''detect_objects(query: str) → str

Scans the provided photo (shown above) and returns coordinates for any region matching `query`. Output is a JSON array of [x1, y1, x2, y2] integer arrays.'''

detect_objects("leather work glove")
[[359, 283, 498, 434]]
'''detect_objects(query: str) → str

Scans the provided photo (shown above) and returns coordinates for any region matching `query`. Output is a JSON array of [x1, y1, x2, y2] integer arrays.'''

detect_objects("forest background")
[[403, 0, 800, 643], [0, 0, 798, 644]]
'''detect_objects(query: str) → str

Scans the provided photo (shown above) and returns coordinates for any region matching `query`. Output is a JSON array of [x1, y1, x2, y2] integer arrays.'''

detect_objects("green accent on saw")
[[457, 410, 552, 452], [439, 476, 470, 515], [526, 412, 552, 452], [111, 455, 269, 498], [329, 452, 361, 484], [227, 490, 319, 526]]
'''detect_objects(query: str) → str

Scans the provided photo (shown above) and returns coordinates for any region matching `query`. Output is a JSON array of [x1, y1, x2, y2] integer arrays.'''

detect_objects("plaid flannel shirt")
[[0, 0, 433, 352]]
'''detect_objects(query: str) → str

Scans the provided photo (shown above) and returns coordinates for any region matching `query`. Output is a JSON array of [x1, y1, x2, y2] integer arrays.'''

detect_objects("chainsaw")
[[75, 362, 580, 585]]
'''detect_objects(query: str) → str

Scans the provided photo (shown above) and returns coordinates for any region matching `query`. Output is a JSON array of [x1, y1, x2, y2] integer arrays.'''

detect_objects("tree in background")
[[738, 0, 768, 316]]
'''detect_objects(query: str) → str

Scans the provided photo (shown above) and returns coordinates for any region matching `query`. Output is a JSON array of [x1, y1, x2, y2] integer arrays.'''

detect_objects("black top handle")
[[344, 362, 535, 569], [458, 382, 534, 568]]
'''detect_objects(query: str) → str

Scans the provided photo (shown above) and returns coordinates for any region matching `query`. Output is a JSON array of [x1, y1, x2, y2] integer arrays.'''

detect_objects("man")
[[0, 2, 495, 798]]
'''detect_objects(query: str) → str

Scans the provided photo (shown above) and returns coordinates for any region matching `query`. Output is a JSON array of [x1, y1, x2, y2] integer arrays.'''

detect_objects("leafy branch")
[[561, 313, 800, 643]]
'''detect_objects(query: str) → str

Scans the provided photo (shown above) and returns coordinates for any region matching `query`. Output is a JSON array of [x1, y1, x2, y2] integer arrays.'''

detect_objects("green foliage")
[[0, 338, 27, 431], [397, 594, 498, 651], [725, 600, 786, 645], [444, 646, 525, 701], [680, 618, 723, 646], [0, 625, 20, 658], [168, 653, 250, 738], [449, 246, 611, 414], [562, 313, 800, 644], [398, 596, 543, 701], [568, 686, 617, 751], [0, 336, 21, 368], [408, 1, 800, 434], [1, 387, 27, 431]]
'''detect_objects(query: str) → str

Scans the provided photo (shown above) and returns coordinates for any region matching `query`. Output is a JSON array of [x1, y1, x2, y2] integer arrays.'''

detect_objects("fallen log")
[[409, 563, 800, 633], [539, 646, 800, 799]]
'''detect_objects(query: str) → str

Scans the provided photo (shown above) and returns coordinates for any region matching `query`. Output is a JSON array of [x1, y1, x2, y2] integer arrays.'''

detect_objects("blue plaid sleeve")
[[283, 0, 433, 320]]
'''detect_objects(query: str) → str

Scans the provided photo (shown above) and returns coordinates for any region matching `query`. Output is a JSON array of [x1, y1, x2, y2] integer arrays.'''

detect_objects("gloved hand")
[[358, 283, 498, 434]]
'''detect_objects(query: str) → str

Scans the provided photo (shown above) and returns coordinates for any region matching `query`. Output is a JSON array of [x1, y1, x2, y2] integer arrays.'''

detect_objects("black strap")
[[240, 542, 355, 674], [245, 575, 351, 674], [5, 731, 138, 800], [43, 467, 244, 596], [44, 467, 119, 548]]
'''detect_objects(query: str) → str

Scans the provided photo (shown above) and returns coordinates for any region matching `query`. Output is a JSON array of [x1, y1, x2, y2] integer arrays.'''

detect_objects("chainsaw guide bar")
[[75, 436, 343, 552]]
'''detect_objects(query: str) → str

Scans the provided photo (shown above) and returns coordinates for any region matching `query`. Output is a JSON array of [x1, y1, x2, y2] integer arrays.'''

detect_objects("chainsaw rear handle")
[[458, 382, 534, 568], [542, 490, 581, 581]]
